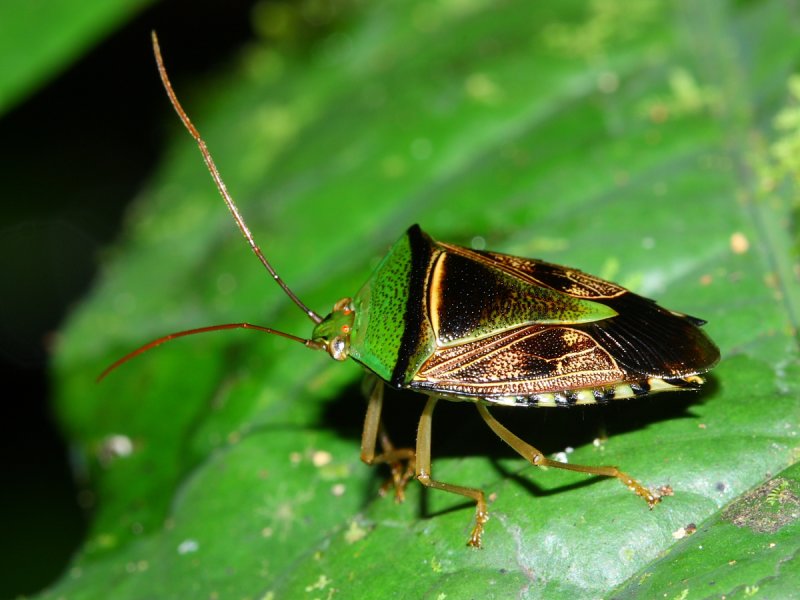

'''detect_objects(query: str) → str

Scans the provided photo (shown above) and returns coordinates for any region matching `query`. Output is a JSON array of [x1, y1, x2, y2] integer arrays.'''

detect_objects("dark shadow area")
[[320, 375, 716, 521]]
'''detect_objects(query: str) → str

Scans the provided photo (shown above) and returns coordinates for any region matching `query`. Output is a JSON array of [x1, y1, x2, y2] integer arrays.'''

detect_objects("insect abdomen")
[[478, 375, 704, 408]]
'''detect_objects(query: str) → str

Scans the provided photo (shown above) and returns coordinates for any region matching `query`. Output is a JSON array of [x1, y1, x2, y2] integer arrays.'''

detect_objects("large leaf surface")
[[50, 1, 800, 598]]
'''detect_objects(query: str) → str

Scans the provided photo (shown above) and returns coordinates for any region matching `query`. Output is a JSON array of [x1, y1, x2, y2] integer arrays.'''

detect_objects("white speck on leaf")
[[178, 539, 199, 555]]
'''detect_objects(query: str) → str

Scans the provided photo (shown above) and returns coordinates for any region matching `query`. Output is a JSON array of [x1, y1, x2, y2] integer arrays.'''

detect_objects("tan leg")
[[475, 403, 660, 507], [359, 378, 415, 500], [416, 396, 489, 548], [376, 421, 416, 499]]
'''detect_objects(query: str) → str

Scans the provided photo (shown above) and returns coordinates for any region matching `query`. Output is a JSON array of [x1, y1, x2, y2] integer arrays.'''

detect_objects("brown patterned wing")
[[435, 241, 719, 382], [410, 324, 627, 399]]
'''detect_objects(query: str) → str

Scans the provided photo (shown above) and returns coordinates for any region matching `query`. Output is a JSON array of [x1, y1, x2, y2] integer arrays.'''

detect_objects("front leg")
[[360, 377, 415, 500]]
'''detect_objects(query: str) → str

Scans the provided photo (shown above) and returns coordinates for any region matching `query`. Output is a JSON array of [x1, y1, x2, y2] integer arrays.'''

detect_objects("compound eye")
[[330, 336, 348, 361]]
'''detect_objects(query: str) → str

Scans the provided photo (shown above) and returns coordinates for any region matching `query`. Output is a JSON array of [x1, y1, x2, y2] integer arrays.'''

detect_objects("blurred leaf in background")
[[0, 0, 273, 597], [0, 2, 155, 597], [7, 0, 800, 598]]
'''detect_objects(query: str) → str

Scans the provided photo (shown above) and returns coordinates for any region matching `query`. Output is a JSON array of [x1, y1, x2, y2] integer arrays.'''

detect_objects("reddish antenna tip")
[[98, 322, 324, 381]]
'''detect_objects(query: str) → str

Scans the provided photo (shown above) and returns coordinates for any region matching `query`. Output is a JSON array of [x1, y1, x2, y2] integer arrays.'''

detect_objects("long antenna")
[[98, 323, 323, 381], [151, 31, 322, 324]]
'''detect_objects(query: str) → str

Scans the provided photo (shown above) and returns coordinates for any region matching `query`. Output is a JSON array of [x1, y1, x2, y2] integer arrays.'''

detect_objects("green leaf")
[[613, 462, 800, 598], [49, 1, 800, 598], [0, 0, 152, 115]]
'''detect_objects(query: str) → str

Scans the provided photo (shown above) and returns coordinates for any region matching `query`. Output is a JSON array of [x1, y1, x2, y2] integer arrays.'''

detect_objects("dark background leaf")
[[7, 1, 799, 598], [0, 0, 153, 114], [0, 0, 309, 596]]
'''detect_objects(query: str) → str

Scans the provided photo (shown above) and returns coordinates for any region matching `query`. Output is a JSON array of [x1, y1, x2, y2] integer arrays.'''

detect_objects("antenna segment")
[[151, 32, 322, 324]]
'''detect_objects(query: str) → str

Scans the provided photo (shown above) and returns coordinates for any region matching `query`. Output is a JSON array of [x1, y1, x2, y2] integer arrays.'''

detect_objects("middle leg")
[[415, 396, 489, 547]]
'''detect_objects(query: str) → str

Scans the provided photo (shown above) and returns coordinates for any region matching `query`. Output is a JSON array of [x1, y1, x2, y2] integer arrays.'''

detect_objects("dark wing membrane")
[[572, 292, 720, 378], [411, 324, 628, 397]]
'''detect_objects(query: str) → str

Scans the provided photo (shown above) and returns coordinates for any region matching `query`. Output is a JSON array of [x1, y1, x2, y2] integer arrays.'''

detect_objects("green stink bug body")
[[108, 35, 719, 548], [317, 224, 718, 408]]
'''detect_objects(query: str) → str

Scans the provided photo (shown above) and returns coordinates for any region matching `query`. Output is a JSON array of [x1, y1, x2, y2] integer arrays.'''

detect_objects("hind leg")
[[475, 403, 660, 507]]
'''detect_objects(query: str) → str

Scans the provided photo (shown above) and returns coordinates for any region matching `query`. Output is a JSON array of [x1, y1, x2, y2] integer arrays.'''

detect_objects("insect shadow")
[[319, 374, 718, 519]]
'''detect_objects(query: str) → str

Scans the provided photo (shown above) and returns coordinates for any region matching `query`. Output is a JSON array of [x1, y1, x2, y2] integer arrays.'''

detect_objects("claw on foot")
[[623, 475, 666, 509], [466, 509, 489, 548], [378, 460, 415, 502]]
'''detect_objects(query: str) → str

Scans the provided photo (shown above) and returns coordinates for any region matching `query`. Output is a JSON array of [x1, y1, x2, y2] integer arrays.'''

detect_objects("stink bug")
[[104, 34, 720, 548]]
